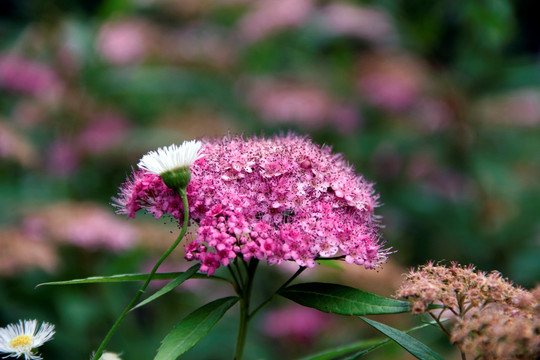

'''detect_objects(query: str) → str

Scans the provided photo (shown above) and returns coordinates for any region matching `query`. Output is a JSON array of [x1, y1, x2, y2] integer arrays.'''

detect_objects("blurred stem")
[[234, 259, 258, 360], [92, 188, 190, 360]]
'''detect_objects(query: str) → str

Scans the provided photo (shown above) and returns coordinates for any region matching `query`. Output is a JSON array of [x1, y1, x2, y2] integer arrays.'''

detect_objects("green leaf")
[[131, 264, 201, 311], [278, 282, 411, 315], [299, 338, 385, 360], [155, 296, 239, 360], [300, 322, 436, 360], [358, 317, 444, 360], [316, 260, 344, 271], [36, 271, 230, 288]]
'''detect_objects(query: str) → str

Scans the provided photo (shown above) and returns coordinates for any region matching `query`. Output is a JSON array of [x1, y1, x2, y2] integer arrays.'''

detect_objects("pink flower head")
[[114, 134, 387, 275]]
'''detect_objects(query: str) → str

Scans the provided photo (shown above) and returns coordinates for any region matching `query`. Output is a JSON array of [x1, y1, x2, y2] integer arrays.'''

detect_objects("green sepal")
[[161, 167, 191, 191]]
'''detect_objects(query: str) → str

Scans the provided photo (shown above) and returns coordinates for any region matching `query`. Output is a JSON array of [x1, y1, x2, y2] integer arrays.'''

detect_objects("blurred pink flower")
[[356, 53, 425, 112], [410, 98, 452, 133], [406, 153, 437, 181], [371, 144, 403, 181], [262, 304, 331, 343], [0, 55, 62, 99], [422, 169, 475, 203], [78, 113, 130, 154], [0, 122, 36, 166], [247, 79, 361, 132], [0, 229, 58, 276], [475, 89, 540, 127], [319, 4, 395, 43], [328, 104, 362, 133], [64, 211, 136, 251], [12, 101, 47, 128], [23, 203, 137, 252], [164, 24, 237, 69], [96, 20, 148, 65], [46, 138, 80, 177], [248, 80, 331, 128], [407, 155, 475, 203], [238, 0, 313, 43]]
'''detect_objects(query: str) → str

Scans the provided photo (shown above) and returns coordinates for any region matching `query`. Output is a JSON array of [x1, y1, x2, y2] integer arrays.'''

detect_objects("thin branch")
[[249, 266, 306, 319], [228, 266, 242, 296], [428, 311, 452, 339]]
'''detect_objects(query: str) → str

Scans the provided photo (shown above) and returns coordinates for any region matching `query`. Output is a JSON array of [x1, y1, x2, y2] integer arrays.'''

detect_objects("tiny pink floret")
[[113, 135, 387, 274]]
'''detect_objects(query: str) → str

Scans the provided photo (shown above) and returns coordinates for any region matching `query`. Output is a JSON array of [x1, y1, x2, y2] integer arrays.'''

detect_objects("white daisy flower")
[[137, 140, 203, 176], [137, 140, 203, 191], [0, 320, 55, 360], [97, 352, 122, 360]]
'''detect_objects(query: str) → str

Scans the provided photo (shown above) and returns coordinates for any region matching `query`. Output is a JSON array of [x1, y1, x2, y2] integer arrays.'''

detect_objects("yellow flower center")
[[10, 334, 32, 348]]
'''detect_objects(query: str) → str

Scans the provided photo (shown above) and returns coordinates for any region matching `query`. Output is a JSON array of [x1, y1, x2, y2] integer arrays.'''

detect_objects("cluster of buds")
[[395, 261, 540, 359]]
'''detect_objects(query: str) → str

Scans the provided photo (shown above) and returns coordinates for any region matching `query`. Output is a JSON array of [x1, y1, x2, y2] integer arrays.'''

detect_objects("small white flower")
[[137, 140, 203, 175], [99, 352, 122, 360], [0, 320, 55, 360]]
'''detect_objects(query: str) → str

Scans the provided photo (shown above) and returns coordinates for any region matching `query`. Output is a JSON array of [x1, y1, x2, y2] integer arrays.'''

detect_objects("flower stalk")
[[93, 188, 190, 360], [231, 261, 307, 360], [233, 259, 258, 360]]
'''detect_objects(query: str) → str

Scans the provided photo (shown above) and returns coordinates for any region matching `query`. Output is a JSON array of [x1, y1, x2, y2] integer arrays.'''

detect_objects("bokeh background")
[[1, 0, 539, 359]]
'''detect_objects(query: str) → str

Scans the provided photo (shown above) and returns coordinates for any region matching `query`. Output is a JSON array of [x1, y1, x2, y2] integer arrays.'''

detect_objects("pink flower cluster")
[[114, 135, 387, 275]]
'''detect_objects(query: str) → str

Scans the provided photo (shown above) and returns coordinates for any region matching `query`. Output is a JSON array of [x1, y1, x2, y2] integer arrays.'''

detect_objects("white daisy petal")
[[137, 140, 203, 175], [0, 320, 55, 360]]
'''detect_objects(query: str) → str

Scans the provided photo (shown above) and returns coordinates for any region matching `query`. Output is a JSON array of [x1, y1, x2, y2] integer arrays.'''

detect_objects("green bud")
[[160, 167, 191, 191]]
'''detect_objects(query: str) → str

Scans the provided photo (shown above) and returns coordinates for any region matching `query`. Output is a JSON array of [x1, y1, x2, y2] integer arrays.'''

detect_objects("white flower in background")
[[0, 320, 55, 360], [137, 140, 203, 175], [99, 352, 122, 360], [137, 140, 203, 190]]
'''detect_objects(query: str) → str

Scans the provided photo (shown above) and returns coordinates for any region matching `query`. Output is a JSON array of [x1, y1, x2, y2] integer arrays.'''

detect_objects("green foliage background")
[[1, 0, 539, 359]]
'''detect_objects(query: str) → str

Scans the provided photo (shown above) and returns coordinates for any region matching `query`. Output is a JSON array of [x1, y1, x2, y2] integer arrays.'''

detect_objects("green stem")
[[232, 265, 306, 360], [228, 265, 242, 295], [427, 311, 452, 338], [233, 259, 259, 360], [92, 188, 190, 360], [234, 258, 246, 286], [249, 266, 306, 319]]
